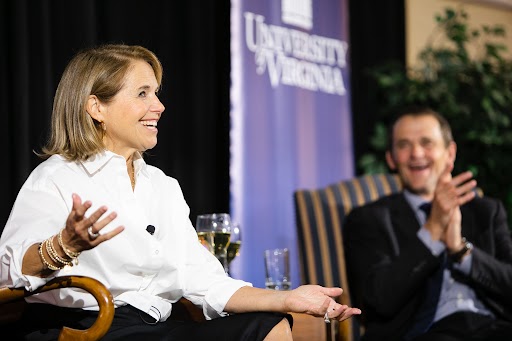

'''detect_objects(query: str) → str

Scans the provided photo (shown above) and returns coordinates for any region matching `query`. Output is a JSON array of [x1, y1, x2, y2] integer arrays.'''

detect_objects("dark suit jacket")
[[343, 193, 512, 341]]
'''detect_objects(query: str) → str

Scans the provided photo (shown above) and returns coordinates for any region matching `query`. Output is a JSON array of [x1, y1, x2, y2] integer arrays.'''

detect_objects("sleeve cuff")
[[1, 241, 56, 291], [452, 253, 473, 274], [203, 279, 252, 319]]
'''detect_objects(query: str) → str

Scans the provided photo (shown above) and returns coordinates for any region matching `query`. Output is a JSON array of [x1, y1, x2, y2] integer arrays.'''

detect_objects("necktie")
[[419, 202, 432, 220], [404, 202, 445, 340]]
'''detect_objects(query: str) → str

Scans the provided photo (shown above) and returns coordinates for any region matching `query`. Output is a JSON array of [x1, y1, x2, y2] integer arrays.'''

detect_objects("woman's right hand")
[[22, 193, 124, 276], [60, 193, 125, 253]]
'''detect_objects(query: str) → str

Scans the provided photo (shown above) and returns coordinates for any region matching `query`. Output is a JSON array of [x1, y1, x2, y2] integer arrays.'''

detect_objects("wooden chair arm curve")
[[0, 275, 114, 341]]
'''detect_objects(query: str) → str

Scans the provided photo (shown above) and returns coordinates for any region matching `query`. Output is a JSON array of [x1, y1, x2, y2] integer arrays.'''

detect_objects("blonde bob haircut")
[[40, 44, 163, 161]]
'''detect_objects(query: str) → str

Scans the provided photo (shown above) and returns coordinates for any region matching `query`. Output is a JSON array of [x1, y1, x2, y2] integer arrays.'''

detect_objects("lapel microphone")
[[146, 225, 156, 235]]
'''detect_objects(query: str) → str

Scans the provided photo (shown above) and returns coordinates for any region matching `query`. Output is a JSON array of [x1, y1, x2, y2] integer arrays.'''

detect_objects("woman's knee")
[[263, 317, 293, 341]]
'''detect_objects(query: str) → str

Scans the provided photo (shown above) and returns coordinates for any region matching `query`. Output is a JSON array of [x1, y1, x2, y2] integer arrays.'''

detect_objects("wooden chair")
[[0, 275, 206, 340], [171, 297, 206, 322], [0, 276, 115, 341], [293, 173, 403, 341]]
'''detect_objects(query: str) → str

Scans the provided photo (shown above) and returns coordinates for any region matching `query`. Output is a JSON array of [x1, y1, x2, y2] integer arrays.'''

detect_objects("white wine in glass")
[[196, 213, 232, 272]]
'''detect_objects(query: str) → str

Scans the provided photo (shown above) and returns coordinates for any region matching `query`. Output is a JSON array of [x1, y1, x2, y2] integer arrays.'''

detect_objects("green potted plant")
[[360, 7, 512, 222]]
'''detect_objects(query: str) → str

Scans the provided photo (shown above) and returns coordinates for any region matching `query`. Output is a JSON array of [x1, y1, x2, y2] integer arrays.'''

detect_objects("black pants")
[[412, 311, 512, 341], [8, 303, 293, 341]]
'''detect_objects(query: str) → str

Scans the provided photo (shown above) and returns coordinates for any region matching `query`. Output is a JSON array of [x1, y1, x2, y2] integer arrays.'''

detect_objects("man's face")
[[385, 114, 456, 200]]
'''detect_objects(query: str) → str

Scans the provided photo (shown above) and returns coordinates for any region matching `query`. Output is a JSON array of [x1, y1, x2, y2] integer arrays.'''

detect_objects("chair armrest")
[[289, 312, 327, 340], [170, 297, 206, 322], [0, 276, 114, 341]]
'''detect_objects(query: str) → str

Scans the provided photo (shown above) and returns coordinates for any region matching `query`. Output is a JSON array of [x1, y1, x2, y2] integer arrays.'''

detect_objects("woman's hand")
[[225, 285, 361, 323], [61, 193, 125, 253], [22, 193, 124, 276], [283, 285, 361, 322]]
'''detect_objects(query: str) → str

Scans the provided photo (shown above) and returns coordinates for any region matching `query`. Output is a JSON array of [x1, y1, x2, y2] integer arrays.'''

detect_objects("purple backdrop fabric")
[[230, 0, 353, 289]]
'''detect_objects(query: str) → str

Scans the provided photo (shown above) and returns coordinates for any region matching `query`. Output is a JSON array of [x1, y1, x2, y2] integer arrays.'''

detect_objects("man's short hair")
[[387, 106, 454, 151]]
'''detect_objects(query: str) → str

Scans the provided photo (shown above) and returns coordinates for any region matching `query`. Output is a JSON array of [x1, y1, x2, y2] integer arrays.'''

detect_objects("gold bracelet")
[[58, 229, 80, 265], [38, 242, 61, 271], [45, 237, 72, 267]]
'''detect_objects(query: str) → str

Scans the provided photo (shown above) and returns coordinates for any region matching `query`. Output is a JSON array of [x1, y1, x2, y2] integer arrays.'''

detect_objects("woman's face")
[[100, 60, 165, 159]]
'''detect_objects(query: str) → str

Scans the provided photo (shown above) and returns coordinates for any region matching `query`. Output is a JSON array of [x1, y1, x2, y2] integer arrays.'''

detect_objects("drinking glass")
[[264, 248, 291, 290], [226, 222, 242, 272], [196, 213, 232, 272]]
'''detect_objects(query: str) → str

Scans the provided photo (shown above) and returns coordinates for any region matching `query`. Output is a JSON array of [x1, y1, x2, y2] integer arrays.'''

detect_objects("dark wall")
[[349, 0, 406, 173], [0, 0, 405, 231], [0, 0, 232, 228]]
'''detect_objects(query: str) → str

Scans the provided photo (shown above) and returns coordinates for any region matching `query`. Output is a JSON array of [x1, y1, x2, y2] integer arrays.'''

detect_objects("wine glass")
[[196, 213, 232, 272], [226, 222, 242, 274]]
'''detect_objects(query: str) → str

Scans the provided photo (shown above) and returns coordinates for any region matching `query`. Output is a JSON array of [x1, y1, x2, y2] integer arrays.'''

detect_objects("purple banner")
[[230, 0, 353, 289]]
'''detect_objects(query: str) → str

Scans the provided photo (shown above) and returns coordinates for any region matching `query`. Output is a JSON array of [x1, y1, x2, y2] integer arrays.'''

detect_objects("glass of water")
[[263, 248, 291, 290]]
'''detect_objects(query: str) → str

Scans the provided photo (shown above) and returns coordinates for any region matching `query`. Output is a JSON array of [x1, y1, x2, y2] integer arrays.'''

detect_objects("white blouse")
[[0, 151, 251, 321]]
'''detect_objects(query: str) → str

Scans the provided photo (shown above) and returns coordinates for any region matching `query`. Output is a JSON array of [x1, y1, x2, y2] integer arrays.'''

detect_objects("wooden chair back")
[[293, 174, 403, 341]]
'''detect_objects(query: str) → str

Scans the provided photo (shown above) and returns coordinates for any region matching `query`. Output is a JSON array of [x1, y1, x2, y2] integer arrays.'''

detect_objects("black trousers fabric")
[[412, 311, 512, 341], [7, 303, 293, 341]]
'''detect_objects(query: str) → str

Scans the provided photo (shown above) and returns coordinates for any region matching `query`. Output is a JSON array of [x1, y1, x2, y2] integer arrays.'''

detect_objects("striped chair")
[[293, 173, 403, 341]]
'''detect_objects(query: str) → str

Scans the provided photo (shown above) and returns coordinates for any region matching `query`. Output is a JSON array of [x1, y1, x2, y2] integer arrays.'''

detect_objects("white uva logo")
[[281, 0, 312, 30], [244, 11, 348, 96]]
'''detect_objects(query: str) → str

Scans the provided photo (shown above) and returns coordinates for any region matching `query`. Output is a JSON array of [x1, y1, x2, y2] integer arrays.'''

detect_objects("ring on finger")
[[88, 226, 99, 239], [324, 312, 331, 324]]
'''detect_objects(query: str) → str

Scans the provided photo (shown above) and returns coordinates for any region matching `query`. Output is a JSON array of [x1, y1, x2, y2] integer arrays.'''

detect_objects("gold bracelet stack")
[[58, 229, 80, 265], [38, 242, 61, 271], [38, 230, 81, 271], [45, 237, 72, 267]]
